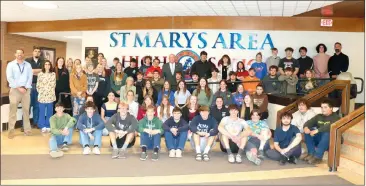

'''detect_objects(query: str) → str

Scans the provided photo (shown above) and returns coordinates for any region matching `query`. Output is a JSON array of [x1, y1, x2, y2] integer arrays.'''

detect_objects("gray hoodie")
[[105, 113, 138, 133], [278, 74, 298, 94]]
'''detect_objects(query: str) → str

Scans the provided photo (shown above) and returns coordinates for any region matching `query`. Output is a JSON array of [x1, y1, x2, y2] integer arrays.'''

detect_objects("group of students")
[[7, 45, 342, 166]]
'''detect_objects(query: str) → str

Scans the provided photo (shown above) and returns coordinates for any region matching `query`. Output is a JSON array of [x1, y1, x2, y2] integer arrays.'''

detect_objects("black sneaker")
[[258, 150, 265, 160], [152, 152, 159, 161], [61, 144, 69, 151], [140, 152, 148, 161], [279, 155, 287, 166], [195, 153, 202, 161], [288, 156, 297, 164]]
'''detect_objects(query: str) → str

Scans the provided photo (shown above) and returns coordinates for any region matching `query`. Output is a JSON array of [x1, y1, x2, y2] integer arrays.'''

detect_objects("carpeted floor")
[[2, 153, 314, 180], [196, 175, 355, 185]]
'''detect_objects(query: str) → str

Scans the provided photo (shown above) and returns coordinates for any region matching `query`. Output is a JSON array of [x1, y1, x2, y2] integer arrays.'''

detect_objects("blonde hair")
[[186, 95, 198, 110], [159, 96, 172, 119], [240, 94, 254, 118], [95, 64, 106, 77]]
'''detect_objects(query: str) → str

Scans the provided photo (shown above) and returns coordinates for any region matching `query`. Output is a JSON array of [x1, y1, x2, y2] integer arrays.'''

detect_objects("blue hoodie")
[[251, 62, 267, 80], [189, 115, 219, 136], [232, 92, 246, 107], [156, 90, 175, 106], [76, 112, 105, 131]]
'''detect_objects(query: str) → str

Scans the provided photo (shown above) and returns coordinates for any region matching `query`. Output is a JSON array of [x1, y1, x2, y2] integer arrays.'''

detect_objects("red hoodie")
[[145, 66, 162, 77]]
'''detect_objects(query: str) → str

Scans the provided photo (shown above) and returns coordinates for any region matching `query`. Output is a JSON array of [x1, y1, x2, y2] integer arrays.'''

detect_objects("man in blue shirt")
[[6, 49, 33, 139]]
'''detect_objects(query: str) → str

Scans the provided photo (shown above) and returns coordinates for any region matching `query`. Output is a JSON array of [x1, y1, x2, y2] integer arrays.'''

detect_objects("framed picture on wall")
[[39, 47, 56, 65], [85, 47, 98, 64]]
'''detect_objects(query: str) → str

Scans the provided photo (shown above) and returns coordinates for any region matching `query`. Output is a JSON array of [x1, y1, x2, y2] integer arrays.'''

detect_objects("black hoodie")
[[163, 117, 189, 132]]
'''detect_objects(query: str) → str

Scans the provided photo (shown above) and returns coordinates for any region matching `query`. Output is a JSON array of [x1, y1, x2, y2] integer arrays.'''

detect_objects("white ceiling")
[[1, 1, 340, 22]]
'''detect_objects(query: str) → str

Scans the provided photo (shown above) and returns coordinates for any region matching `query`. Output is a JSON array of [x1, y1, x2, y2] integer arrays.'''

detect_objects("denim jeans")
[[49, 128, 74, 151], [265, 143, 302, 161], [305, 132, 330, 159], [72, 96, 85, 117], [164, 131, 188, 150], [140, 132, 161, 150], [38, 102, 53, 129], [79, 129, 103, 148], [30, 84, 39, 125]]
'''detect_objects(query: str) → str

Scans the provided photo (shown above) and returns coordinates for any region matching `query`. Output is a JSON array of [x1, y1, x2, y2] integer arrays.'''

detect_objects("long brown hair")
[[240, 94, 254, 118], [218, 54, 231, 66], [186, 95, 198, 110], [114, 62, 124, 82], [54, 57, 66, 80], [195, 78, 211, 98], [142, 95, 154, 111], [42, 60, 53, 73], [143, 79, 154, 98], [161, 80, 172, 96], [176, 80, 187, 94], [159, 96, 172, 118]]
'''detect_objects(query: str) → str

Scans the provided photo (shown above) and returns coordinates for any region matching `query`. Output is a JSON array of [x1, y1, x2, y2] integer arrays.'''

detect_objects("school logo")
[[176, 50, 200, 76]]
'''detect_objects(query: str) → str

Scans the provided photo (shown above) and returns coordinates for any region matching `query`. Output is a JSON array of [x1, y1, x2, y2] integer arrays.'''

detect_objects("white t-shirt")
[[174, 90, 191, 105], [128, 101, 139, 118], [220, 116, 248, 136]]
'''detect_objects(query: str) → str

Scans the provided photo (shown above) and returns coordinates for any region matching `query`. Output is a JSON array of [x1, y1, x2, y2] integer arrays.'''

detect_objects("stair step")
[[340, 142, 364, 165], [343, 129, 364, 146], [340, 154, 365, 176], [350, 121, 365, 132]]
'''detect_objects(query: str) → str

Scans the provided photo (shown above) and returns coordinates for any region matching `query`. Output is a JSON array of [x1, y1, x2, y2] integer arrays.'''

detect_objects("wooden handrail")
[[328, 105, 365, 172], [276, 80, 351, 128]]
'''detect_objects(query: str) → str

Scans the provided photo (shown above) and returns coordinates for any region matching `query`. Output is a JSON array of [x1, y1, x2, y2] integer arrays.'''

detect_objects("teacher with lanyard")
[[6, 49, 34, 139]]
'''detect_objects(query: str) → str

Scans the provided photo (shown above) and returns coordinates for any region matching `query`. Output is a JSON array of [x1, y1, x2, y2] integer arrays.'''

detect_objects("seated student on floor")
[[190, 105, 219, 162], [246, 109, 271, 161], [49, 103, 77, 158], [265, 112, 302, 165], [138, 105, 163, 161], [163, 107, 189, 158], [302, 99, 340, 165], [106, 102, 138, 159], [77, 101, 105, 155], [218, 104, 251, 164]]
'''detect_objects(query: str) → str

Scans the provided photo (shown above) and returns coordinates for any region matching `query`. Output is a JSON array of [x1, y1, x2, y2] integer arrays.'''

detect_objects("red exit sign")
[[321, 19, 333, 27]]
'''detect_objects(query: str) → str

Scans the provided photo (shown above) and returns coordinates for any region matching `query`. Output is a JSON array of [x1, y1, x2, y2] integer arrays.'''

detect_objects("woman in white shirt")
[[157, 96, 174, 123], [174, 80, 191, 109], [125, 90, 139, 118], [208, 68, 221, 94]]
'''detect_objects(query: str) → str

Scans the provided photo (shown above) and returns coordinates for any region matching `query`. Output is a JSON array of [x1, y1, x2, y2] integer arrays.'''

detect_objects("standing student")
[[252, 85, 269, 120], [232, 84, 246, 108], [210, 96, 229, 123], [125, 90, 139, 118], [174, 80, 191, 109], [211, 80, 232, 107], [70, 64, 87, 118], [218, 104, 251, 164], [278, 47, 300, 75], [217, 54, 232, 80], [66, 58, 74, 74], [145, 58, 162, 78], [328, 42, 349, 79], [37, 60, 56, 133], [124, 58, 139, 80], [163, 107, 189, 158], [313, 44, 330, 80], [77, 102, 105, 155], [190, 105, 219, 161], [278, 67, 299, 94], [120, 77, 136, 103], [265, 48, 281, 71], [227, 71, 240, 93], [110, 62, 127, 100], [106, 102, 138, 159], [54, 57, 71, 114], [236, 61, 249, 81], [110, 57, 120, 72], [100, 57, 112, 77], [157, 96, 174, 123], [26, 46, 44, 129], [192, 78, 213, 107], [266, 112, 302, 165], [190, 51, 215, 79], [262, 65, 282, 94], [140, 56, 152, 75], [243, 68, 260, 94], [173, 72, 184, 91], [138, 105, 163, 161], [135, 72, 146, 104], [95, 64, 111, 112], [208, 68, 221, 94], [162, 54, 184, 92], [250, 52, 268, 80], [297, 47, 314, 78], [6, 49, 33, 139], [86, 64, 99, 98], [188, 72, 199, 93], [156, 81, 175, 106], [49, 103, 76, 158]]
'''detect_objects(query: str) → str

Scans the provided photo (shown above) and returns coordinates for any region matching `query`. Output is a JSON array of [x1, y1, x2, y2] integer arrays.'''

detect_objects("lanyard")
[[17, 63, 25, 74]]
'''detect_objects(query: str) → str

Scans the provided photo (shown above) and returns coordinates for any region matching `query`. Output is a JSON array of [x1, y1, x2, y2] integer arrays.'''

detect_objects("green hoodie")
[[138, 116, 163, 134], [50, 113, 76, 135]]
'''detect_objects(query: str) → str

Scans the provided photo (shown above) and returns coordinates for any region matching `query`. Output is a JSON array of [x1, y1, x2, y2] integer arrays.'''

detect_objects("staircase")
[[339, 120, 365, 175]]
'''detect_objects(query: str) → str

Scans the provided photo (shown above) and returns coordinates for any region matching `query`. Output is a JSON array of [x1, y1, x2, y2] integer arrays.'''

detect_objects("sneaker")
[[235, 154, 242, 163], [24, 130, 32, 136], [308, 157, 322, 165], [8, 129, 15, 139], [152, 152, 159, 161], [288, 156, 297, 164], [61, 144, 69, 151], [195, 153, 202, 161], [41, 127, 47, 133], [304, 154, 314, 161], [118, 149, 127, 159], [257, 150, 265, 160], [83, 147, 91, 155], [279, 155, 287, 166], [46, 128, 51, 132], [246, 151, 261, 165], [111, 149, 119, 159], [93, 147, 101, 155], [140, 152, 148, 161], [202, 153, 210, 161], [169, 149, 176, 158], [50, 150, 64, 158], [228, 154, 235, 163], [175, 149, 182, 158], [300, 153, 311, 161]]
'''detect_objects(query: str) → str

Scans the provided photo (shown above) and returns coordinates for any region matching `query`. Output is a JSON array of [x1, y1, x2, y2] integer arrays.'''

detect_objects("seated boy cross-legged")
[[190, 105, 219, 162], [138, 105, 163, 161], [163, 107, 189, 158], [106, 102, 138, 159], [266, 112, 302, 165], [218, 104, 251, 164], [49, 103, 77, 158]]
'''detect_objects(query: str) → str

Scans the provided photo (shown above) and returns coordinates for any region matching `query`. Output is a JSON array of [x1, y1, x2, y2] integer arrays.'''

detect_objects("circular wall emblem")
[[176, 50, 200, 78]]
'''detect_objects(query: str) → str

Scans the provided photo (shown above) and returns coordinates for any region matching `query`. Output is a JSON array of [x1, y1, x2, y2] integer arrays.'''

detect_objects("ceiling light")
[[64, 36, 82, 39], [23, 1, 58, 9]]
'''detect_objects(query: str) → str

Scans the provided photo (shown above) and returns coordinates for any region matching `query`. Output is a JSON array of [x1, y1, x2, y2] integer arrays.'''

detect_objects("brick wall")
[[1, 22, 67, 95]]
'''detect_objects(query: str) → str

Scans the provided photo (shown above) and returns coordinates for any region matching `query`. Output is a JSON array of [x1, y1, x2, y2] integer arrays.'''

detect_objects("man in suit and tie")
[[162, 54, 183, 91]]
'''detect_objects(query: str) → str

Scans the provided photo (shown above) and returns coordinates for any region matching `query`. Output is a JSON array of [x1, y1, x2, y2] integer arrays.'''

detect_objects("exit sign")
[[321, 19, 333, 27]]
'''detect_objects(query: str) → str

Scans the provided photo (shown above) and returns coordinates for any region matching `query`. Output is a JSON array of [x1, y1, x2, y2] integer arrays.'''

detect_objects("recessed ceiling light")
[[64, 36, 82, 39], [23, 1, 58, 9]]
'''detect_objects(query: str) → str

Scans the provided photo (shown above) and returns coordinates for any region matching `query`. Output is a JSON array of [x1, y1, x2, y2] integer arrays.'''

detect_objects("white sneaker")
[[50, 150, 64, 158], [93, 147, 101, 155], [169, 149, 176, 158], [83, 147, 91, 155], [175, 149, 182, 158], [46, 128, 51, 132], [41, 127, 47, 133]]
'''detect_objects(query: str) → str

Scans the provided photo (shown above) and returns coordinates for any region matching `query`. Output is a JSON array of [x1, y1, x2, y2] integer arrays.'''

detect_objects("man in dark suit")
[[162, 54, 183, 91], [25, 46, 45, 130]]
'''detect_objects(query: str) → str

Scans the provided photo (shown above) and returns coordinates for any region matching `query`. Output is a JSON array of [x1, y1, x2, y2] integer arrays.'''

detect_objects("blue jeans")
[[72, 96, 85, 117], [49, 128, 74, 151], [79, 129, 103, 148], [30, 84, 39, 125], [140, 132, 161, 150], [164, 131, 188, 150], [305, 132, 330, 159], [38, 102, 53, 129]]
